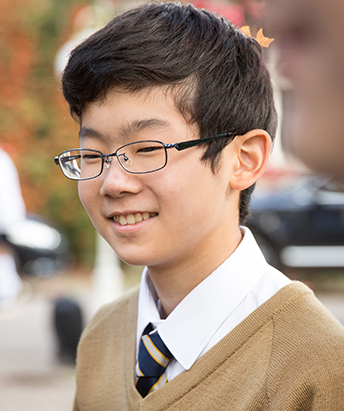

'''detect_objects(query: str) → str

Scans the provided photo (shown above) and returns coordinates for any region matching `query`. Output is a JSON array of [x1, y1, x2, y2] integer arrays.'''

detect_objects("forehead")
[[79, 87, 197, 144]]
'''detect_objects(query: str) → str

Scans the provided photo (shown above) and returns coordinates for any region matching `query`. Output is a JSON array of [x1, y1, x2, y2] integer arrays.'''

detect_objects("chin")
[[112, 247, 152, 268]]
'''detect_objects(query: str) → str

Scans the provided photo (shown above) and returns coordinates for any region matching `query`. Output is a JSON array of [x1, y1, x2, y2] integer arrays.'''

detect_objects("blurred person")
[[0, 148, 26, 307], [53, 296, 83, 364], [55, 2, 344, 410], [264, 0, 344, 181]]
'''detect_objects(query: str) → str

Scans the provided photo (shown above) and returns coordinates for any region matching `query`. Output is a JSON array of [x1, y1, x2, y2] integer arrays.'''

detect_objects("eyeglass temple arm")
[[168, 132, 236, 151]]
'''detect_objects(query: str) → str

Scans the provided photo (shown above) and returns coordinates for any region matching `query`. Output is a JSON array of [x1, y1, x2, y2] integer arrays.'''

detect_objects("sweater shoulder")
[[272, 284, 344, 347], [267, 283, 344, 398]]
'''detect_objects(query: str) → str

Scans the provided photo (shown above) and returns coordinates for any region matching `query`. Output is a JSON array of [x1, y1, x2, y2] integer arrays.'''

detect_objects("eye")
[[136, 145, 164, 154], [82, 154, 102, 161]]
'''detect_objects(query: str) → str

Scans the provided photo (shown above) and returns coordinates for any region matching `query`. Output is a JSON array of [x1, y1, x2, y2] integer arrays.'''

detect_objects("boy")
[[55, 3, 344, 410]]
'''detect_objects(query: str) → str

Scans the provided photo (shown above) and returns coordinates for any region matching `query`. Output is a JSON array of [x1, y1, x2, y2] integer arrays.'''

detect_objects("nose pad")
[[118, 153, 133, 169], [122, 155, 133, 168], [104, 156, 112, 169]]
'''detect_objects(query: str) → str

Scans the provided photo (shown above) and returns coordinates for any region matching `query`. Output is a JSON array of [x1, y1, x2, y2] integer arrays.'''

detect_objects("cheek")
[[160, 161, 225, 219], [78, 181, 99, 218]]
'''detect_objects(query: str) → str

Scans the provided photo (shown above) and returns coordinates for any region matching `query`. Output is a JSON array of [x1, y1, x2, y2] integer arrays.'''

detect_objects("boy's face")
[[78, 87, 241, 274]]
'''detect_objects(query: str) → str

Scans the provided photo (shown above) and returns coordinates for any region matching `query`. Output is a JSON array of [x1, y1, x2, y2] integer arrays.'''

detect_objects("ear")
[[229, 129, 272, 191]]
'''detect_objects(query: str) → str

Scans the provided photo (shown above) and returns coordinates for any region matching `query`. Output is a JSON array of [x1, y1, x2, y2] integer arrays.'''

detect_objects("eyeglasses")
[[54, 132, 236, 181]]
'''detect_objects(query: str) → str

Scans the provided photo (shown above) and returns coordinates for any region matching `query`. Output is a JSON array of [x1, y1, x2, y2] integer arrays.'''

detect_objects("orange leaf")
[[239, 25, 252, 37], [256, 28, 274, 48]]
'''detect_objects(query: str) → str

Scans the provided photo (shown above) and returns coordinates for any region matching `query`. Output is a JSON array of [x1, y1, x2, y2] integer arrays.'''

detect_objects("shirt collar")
[[136, 227, 268, 370]]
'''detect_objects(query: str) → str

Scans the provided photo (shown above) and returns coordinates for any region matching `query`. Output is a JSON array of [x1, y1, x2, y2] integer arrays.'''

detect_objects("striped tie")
[[136, 323, 173, 397]]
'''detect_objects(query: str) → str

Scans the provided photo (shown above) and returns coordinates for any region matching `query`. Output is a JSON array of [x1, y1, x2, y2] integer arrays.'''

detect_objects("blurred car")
[[246, 176, 344, 269], [3, 213, 73, 277]]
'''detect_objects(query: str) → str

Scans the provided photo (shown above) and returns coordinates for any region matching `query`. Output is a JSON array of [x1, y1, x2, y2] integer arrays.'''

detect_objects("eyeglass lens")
[[59, 141, 167, 180]]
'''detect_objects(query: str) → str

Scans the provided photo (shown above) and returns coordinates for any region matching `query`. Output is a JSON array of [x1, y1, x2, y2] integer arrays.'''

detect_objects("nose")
[[99, 154, 142, 197]]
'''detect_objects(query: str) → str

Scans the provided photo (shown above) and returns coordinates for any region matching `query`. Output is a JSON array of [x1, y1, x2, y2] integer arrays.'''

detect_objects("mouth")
[[113, 212, 158, 226]]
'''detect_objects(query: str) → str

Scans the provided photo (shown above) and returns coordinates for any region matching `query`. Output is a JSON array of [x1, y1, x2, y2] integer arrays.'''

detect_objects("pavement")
[[0, 271, 344, 411], [0, 278, 79, 411]]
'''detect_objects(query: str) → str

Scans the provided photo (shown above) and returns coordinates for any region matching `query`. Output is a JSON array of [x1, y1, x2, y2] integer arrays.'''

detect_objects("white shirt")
[[0, 149, 26, 233], [136, 227, 291, 381]]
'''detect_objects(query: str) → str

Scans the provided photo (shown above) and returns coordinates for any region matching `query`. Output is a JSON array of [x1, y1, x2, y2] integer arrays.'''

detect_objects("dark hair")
[[62, 1, 277, 224]]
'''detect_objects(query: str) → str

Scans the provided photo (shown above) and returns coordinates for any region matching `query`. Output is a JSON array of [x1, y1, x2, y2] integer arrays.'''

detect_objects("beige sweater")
[[73, 282, 344, 410]]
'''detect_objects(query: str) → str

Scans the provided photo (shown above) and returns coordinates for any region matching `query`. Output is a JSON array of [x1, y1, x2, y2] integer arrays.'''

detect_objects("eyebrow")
[[79, 118, 171, 141], [79, 127, 103, 140]]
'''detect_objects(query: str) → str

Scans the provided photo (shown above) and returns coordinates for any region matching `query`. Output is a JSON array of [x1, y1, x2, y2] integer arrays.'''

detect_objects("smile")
[[113, 212, 158, 226]]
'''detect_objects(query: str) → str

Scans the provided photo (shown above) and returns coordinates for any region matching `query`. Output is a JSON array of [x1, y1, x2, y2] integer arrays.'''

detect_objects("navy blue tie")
[[136, 323, 173, 397]]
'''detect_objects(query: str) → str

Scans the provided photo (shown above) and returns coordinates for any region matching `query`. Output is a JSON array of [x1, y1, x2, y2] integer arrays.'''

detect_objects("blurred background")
[[1, 0, 343, 410]]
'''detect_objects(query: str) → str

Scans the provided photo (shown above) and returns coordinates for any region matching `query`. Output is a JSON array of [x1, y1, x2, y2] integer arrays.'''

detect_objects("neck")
[[147, 227, 242, 317]]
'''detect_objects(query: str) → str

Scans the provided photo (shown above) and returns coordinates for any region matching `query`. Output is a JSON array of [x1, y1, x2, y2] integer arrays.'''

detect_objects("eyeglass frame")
[[54, 131, 237, 181]]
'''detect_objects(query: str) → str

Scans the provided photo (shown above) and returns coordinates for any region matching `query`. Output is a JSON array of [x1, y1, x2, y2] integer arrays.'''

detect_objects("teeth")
[[126, 214, 136, 224], [114, 212, 156, 226], [119, 215, 127, 225], [135, 213, 143, 222]]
